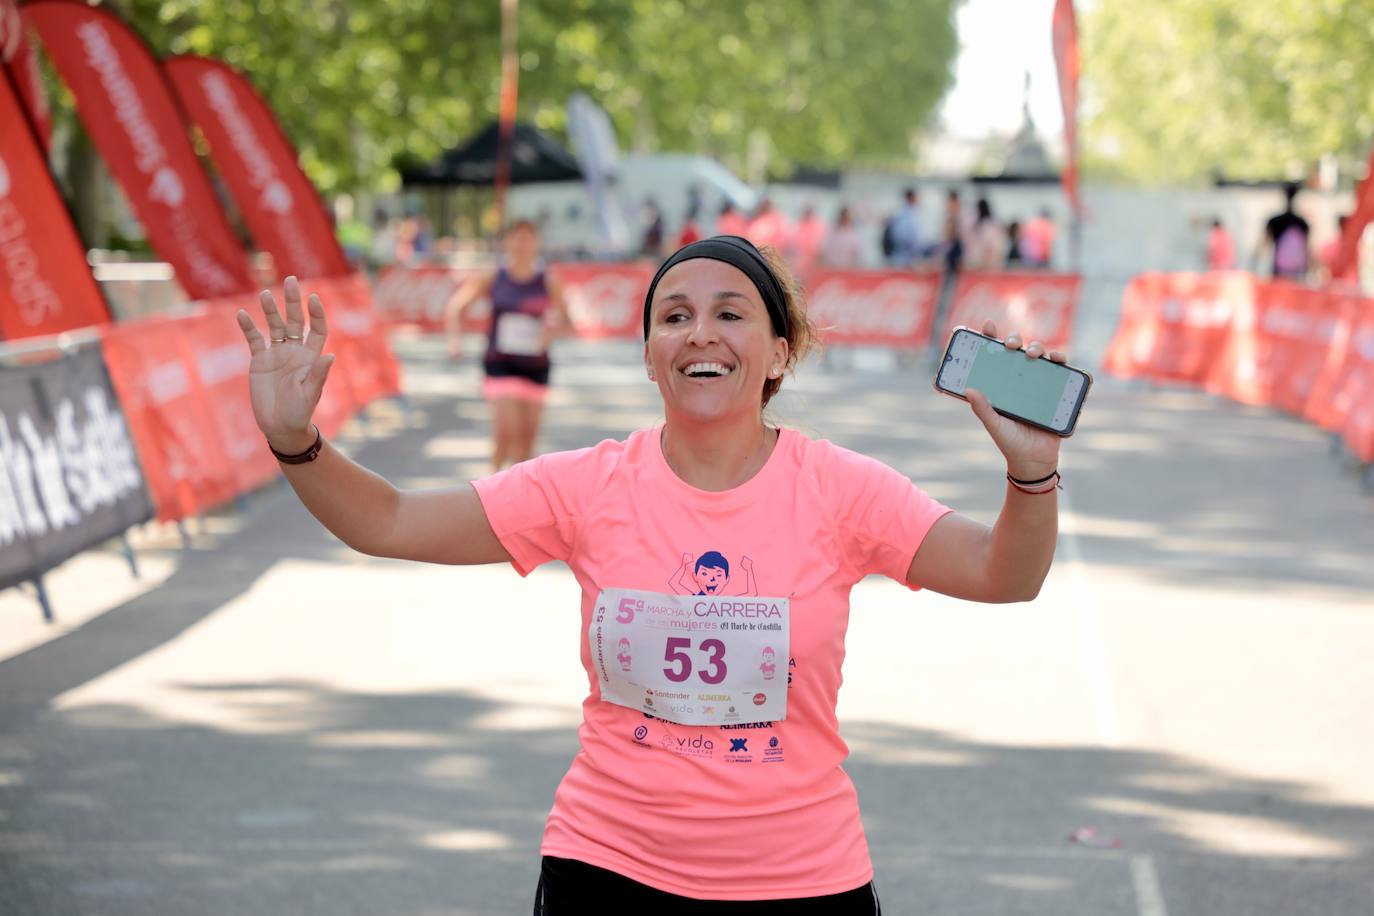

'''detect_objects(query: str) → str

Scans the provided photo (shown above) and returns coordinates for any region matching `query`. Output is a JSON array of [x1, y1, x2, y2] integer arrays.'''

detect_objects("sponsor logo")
[[769, 737, 779, 748], [721, 722, 772, 730], [729, 739, 748, 753], [752, 693, 767, 706], [148, 167, 185, 207]]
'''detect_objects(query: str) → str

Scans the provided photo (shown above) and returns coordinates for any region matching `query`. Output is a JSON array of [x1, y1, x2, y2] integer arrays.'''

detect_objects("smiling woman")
[[235, 233, 1072, 913]]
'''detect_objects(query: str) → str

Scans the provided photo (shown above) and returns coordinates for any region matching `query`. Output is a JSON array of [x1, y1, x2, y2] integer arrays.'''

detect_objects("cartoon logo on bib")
[[759, 646, 777, 680], [616, 637, 632, 671], [669, 550, 759, 596]]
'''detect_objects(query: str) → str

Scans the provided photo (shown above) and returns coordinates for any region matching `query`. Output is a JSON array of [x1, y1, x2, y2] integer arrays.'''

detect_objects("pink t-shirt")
[[472, 426, 951, 899]]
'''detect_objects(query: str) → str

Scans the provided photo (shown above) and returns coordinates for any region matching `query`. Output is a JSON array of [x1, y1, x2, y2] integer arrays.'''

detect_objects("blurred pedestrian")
[[1319, 214, 1360, 291], [965, 198, 1007, 271], [716, 199, 749, 237], [1260, 182, 1311, 282], [640, 198, 666, 258], [940, 188, 968, 273], [676, 201, 703, 248], [886, 188, 922, 267], [1206, 217, 1236, 271], [1022, 208, 1056, 268], [747, 198, 791, 252], [1005, 221, 1024, 267], [790, 203, 828, 273], [821, 206, 865, 268], [443, 219, 570, 470]]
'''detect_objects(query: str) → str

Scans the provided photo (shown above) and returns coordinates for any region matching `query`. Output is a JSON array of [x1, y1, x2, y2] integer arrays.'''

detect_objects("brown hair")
[[756, 245, 820, 407]]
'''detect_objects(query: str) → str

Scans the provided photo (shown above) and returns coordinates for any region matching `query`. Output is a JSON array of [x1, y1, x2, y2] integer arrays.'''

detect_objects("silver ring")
[[285, 334, 304, 341]]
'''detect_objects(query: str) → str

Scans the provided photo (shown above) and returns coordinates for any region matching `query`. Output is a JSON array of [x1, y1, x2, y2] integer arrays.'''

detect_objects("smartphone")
[[933, 327, 1092, 437]]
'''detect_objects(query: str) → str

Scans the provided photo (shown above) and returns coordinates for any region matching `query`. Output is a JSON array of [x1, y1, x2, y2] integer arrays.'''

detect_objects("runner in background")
[[236, 235, 1070, 912], [443, 220, 570, 470]]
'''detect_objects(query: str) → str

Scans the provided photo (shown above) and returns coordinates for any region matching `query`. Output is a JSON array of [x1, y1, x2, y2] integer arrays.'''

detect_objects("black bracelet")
[[269, 426, 323, 464], [1007, 469, 1058, 487], [1007, 470, 1061, 494]]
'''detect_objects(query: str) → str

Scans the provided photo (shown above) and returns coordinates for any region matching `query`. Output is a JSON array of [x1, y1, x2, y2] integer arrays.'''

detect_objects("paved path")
[[2, 331, 1372, 915]]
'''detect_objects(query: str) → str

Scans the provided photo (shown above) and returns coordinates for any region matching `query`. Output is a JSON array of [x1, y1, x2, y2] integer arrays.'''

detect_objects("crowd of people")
[[633, 187, 1059, 275], [1204, 182, 1362, 290]]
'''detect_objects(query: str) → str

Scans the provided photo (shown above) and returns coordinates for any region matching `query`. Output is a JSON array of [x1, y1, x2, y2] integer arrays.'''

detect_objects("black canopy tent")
[[400, 120, 582, 241], [401, 120, 583, 187]]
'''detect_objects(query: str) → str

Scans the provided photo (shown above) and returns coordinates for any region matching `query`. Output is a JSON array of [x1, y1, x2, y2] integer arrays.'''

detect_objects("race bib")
[[590, 588, 789, 726], [493, 312, 545, 356]]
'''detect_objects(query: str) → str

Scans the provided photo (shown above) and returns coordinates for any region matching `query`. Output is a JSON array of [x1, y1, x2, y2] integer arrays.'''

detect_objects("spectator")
[[1005, 221, 1024, 267], [964, 198, 1007, 271], [1319, 214, 1360, 291], [1261, 182, 1311, 282], [886, 188, 922, 266], [790, 204, 828, 272], [821, 206, 865, 268], [747, 198, 791, 251], [640, 198, 665, 258], [1022, 208, 1056, 267], [716, 199, 749, 237], [1206, 217, 1236, 271]]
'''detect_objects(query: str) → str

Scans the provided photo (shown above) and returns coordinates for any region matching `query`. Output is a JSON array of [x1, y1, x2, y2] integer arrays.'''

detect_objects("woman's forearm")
[[984, 485, 1059, 601], [277, 439, 403, 556]]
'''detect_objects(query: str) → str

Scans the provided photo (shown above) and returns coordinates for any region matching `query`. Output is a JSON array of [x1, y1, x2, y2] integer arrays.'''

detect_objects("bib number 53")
[[662, 637, 728, 685]]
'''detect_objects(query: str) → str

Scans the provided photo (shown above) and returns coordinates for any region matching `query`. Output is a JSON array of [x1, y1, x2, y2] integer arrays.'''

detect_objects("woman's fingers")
[[259, 289, 288, 340], [981, 319, 1000, 338], [236, 309, 267, 355], [305, 352, 336, 392], [282, 276, 306, 340], [1024, 341, 1045, 360], [1003, 332, 1023, 351], [1049, 350, 1068, 364], [306, 293, 329, 354]]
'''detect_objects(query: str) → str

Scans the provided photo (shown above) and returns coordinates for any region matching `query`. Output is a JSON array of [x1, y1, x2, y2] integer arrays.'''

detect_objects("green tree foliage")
[[1084, 0, 1374, 184], [111, 0, 957, 194]]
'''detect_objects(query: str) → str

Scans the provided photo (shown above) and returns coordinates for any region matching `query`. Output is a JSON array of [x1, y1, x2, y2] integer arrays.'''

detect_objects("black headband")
[[641, 235, 791, 340]]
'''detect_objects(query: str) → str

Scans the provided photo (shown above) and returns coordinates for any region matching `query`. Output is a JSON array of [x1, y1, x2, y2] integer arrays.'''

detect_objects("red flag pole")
[[1330, 143, 1374, 282], [492, 0, 520, 231], [1052, 0, 1080, 270]]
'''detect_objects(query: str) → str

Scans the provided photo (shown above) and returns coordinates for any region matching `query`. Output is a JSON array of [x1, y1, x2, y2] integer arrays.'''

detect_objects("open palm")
[[235, 276, 335, 451]]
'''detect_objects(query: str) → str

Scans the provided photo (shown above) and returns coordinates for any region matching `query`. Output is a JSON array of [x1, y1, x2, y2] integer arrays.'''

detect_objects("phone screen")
[[937, 329, 1088, 434]]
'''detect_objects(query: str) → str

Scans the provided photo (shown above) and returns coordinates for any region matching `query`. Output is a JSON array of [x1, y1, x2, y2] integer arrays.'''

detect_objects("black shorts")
[[484, 354, 551, 387], [533, 856, 881, 915]]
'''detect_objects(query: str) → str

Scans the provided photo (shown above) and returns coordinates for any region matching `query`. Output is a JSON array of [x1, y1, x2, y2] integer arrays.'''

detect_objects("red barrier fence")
[[1103, 273, 1374, 462], [375, 264, 1081, 350], [101, 273, 397, 521]]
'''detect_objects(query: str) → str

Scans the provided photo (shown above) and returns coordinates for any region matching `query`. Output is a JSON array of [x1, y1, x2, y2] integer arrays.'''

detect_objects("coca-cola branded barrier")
[[806, 269, 940, 345], [376, 264, 1079, 350], [101, 273, 398, 522], [0, 346, 153, 592], [1103, 273, 1374, 462], [945, 272, 1081, 353]]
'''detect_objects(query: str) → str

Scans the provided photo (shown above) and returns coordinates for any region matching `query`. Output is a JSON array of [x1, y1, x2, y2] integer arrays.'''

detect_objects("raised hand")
[[962, 319, 1066, 480], [235, 275, 335, 453]]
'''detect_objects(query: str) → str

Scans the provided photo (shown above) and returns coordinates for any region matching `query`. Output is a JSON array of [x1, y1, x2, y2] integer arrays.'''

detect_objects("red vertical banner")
[[493, 0, 520, 225], [1052, 0, 1079, 214], [162, 55, 350, 280], [0, 68, 110, 339], [0, 0, 51, 149], [22, 0, 255, 300]]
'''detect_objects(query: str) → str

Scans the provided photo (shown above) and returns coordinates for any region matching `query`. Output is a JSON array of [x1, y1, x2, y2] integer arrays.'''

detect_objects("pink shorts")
[[482, 375, 549, 404]]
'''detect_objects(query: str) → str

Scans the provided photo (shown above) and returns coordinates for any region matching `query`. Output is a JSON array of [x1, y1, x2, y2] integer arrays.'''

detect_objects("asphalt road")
[[1, 330, 1371, 915]]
